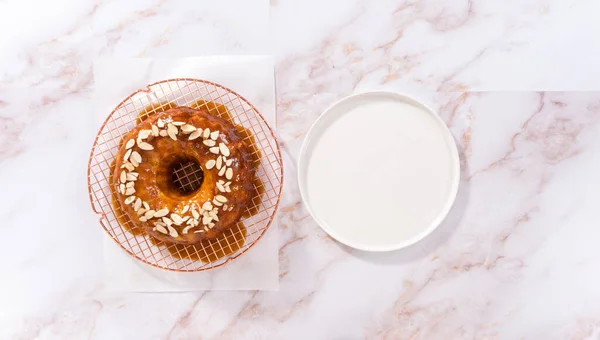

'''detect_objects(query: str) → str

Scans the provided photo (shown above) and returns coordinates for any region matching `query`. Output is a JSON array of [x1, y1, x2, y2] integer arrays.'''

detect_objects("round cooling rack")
[[87, 78, 283, 272]]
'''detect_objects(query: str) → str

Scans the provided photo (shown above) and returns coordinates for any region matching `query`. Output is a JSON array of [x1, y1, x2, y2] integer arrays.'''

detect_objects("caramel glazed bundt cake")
[[112, 106, 256, 245]]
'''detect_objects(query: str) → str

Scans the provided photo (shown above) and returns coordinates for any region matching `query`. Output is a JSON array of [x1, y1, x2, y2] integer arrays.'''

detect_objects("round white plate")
[[298, 91, 460, 251]]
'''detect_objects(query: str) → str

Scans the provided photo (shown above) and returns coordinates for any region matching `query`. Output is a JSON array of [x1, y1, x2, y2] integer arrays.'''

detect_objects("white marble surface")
[[3, 0, 600, 339]]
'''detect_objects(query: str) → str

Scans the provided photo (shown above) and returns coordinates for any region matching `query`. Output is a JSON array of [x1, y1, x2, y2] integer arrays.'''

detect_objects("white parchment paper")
[[93, 56, 278, 292]]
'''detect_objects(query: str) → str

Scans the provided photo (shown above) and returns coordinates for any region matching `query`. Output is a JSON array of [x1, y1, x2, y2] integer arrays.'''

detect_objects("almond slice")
[[159, 130, 168, 137], [152, 125, 159, 136], [215, 195, 227, 203], [138, 141, 154, 150], [203, 128, 211, 138], [181, 124, 196, 134], [125, 187, 136, 195], [144, 210, 156, 218], [218, 166, 226, 176], [219, 143, 230, 157], [139, 216, 148, 222], [181, 205, 190, 214], [210, 131, 219, 140], [133, 198, 142, 211], [209, 147, 220, 154], [123, 149, 132, 162], [172, 121, 185, 126], [182, 225, 193, 234], [125, 139, 135, 149], [120, 171, 127, 184], [216, 156, 223, 169], [188, 130, 202, 140], [154, 208, 169, 218], [124, 196, 135, 204], [205, 159, 216, 170], [203, 139, 216, 147], [131, 151, 142, 164], [157, 119, 165, 128], [162, 217, 173, 226], [143, 202, 150, 210], [226, 168, 233, 180], [155, 225, 168, 235], [171, 213, 183, 225], [138, 130, 152, 139], [126, 173, 137, 181], [202, 201, 212, 211], [167, 225, 178, 237]]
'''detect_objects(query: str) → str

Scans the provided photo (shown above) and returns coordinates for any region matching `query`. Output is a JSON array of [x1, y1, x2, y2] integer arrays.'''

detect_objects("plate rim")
[[298, 91, 460, 252]]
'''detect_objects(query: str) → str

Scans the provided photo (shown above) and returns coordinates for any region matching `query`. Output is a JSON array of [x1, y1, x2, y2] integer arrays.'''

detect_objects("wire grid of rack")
[[87, 79, 283, 272]]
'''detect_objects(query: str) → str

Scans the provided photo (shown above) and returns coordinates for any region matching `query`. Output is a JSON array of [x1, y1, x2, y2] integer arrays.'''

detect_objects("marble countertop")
[[2, 0, 600, 339]]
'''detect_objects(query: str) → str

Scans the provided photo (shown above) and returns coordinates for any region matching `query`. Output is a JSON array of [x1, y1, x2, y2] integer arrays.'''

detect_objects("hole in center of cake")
[[170, 158, 204, 195]]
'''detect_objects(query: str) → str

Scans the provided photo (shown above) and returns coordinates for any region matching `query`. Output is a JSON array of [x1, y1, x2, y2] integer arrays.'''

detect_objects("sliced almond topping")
[[212, 199, 223, 207], [129, 172, 139, 178], [212, 214, 219, 222], [134, 198, 142, 211], [120, 171, 127, 184], [152, 125, 159, 136], [202, 201, 212, 211], [194, 230, 204, 233], [126, 181, 134, 188], [157, 119, 165, 128], [155, 225, 168, 235], [226, 168, 233, 180], [181, 124, 196, 133], [208, 223, 215, 228], [138, 130, 152, 139], [203, 139, 216, 147], [181, 205, 190, 214], [218, 166, 226, 177], [162, 217, 173, 226], [192, 209, 200, 220], [126, 173, 137, 181], [143, 202, 150, 210], [171, 213, 183, 225], [226, 186, 231, 193], [205, 159, 216, 170], [215, 195, 227, 203], [172, 121, 185, 126], [119, 183, 125, 194], [167, 225, 178, 237], [204, 227, 209, 232], [223, 204, 228, 211], [225, 159, 233, 167], [209, 147, 220, 154], [124, 196, 135, 204], [139, 216, 148, 222], [216, 182, 225, 192], [138, 141, 154, 150], [125, 187, 135, 195], [154, 208, 169, 218], [182, 225, 193, 234], [188, 129, 202, 140], [144, 210, 156, 218], [216, 156, 223, 169], [181, 216, 190, 222], [159, 130, 168, 137], [203, 128, 211, 138], [131, 151, 142, 164], [125, 139, 135, 149], [219, 143, 230, 157], [137, 208, 147, 215], [124, 149, 132, 162], [167, 124, 178, 141], [202, 215, 212, 225], [210, 130, 219, 140]]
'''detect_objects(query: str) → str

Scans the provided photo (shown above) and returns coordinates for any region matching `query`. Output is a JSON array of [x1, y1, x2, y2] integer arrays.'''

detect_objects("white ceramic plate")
[[298, 91, 460, 251]]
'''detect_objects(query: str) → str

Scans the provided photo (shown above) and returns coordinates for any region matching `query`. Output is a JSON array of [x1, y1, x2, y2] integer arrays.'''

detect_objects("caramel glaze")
[[110, 100, 264, 263]]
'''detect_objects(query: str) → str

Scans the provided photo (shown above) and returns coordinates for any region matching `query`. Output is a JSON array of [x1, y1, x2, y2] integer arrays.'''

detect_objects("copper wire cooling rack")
[[87, 79, 283, 272]]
